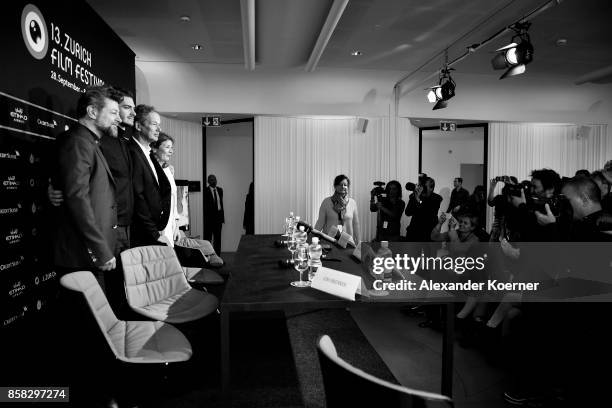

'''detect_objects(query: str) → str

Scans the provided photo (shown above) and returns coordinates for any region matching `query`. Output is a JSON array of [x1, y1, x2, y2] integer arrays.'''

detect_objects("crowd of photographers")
[[370, 162, 612, 406]]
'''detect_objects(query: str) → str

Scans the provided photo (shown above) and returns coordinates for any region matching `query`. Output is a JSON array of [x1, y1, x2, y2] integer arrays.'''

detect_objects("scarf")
[[331, 192, 349, 225]]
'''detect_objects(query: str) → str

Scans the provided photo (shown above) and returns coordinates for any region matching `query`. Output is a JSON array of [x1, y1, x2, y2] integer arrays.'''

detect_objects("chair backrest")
[[317, 335, 454, 408], [121, 245, 192, 308], [59, 271, 124, 359]]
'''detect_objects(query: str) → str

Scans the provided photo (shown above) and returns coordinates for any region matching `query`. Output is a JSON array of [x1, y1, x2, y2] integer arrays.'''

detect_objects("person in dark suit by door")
[[204, 174, 224, 254], [53, 86, 120, 291]]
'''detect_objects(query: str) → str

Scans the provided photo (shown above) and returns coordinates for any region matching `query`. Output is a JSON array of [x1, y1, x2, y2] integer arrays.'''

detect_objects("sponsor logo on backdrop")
[[21, 4, 48, 60], [2, 176, 20, 190], [5, 228, 24, 245], [0, 256, 25, 272], [10, 107, 28, 124], [0, 150, 20, 161], [31, 202, 37, 214], [8, 281, 27, 298], [36, 118, 58, 129], [36, 300, 42, 310], [35, 271, 56, 286], [0, 206, 20, 215]]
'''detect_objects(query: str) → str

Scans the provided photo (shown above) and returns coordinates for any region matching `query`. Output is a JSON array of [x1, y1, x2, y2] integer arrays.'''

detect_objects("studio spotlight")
[[491, 22, 533, 79], [425, 68, 455, 110]]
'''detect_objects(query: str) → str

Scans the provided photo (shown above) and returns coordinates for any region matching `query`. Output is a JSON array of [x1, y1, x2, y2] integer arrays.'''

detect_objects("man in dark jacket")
[[127, 104, 171, 247], [447, 177, 469, 215], [405, 177, 442, 242], [54, 86, 120, 290], [204, 174, 225, 254]]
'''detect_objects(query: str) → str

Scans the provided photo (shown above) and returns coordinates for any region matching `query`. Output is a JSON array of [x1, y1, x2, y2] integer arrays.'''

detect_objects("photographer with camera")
[[370, 180, 406, 242], [404, 175, 442, 243], [510, 169, 568, 241], [488, 176, 518, 242]]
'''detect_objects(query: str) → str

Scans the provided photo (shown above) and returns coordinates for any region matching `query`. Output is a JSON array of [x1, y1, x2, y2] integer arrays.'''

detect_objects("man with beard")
[[128, 104, 172, 246], [53, 86, 120, 291]]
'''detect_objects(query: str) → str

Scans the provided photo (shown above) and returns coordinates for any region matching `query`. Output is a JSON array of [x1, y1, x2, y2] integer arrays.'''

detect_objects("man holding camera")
[[370, 180, 406, 242], [510, 169, 565, 241], [404, 177, 442, 243]]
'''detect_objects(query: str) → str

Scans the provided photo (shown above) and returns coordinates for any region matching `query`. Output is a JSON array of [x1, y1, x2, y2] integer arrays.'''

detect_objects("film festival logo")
[[21, 4, 48, 60]]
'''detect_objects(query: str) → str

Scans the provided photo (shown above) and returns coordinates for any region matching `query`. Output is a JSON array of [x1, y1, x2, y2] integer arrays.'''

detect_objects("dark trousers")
[[106, 225, 130, 318], [204, 220, 223, 255]]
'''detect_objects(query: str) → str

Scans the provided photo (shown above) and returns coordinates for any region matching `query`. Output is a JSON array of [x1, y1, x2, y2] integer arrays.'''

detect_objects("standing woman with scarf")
[[151, 132, 179, 247], [315, 174, 361, 245]]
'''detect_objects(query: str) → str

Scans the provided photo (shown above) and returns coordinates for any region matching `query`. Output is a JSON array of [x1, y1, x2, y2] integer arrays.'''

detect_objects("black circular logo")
[[21, 4, 48, 60]]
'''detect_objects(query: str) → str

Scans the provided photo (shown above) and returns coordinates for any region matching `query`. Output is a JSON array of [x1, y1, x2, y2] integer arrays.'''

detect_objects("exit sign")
[[440, 121, 456, 131], [202, 116, 221, 127]]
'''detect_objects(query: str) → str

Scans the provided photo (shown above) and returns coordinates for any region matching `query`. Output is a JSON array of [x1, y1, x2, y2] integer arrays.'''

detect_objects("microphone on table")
[[296, 221, 339, 244]]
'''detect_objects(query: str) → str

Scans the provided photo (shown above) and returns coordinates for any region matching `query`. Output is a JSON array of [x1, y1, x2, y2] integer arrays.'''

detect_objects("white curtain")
[[160, 115, 204, 238], [254, 116, 419, 241], [487, 122, 611, 227]]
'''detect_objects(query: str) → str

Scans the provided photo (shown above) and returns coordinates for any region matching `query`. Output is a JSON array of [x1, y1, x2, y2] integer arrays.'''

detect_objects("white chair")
[[121, 245, 219, 323], [317, 335, 454, 407], [60, 271, 192, 363]]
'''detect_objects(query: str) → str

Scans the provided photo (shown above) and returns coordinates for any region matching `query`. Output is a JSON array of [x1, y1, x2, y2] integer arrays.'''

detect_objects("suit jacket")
[[204, 186, 225, 225], [405, 192, 442, 242], [127, 137, 171, 246], [99, 133, 133, 226], [54, 123, 117, 268]]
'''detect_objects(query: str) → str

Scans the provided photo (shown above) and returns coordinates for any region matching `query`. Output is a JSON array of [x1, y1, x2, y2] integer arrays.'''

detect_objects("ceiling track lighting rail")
[[394, 0, 563, 97]]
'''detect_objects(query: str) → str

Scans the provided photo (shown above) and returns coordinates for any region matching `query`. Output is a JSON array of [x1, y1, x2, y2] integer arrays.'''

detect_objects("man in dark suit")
[[204, 174, 224, 254], [447, 177, 469, 215], [54, 86, 120, 290], [127, 104, 171, 247]]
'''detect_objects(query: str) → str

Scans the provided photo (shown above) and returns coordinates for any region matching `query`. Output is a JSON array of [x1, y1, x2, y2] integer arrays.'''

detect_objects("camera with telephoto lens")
[[405, 173, 428, 192], [502, 180, 531, 198], [371, 181, 386, 201]]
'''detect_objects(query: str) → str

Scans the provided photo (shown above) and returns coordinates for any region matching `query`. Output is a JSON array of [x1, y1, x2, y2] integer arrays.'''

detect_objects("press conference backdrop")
[[0, 0, 135, 330]]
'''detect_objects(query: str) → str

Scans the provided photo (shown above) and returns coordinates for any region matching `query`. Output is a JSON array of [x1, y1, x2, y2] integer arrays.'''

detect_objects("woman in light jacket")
[[315, 174, 361, 245]]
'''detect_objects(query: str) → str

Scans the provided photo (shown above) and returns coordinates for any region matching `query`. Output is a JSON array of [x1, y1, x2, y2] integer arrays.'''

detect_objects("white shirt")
[[133, 137, 158, 183], [209, 186, 221, 211]]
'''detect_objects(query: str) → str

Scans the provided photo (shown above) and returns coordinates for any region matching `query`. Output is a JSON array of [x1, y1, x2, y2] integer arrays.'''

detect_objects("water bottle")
[[308, 237, 322, 281], [295, 225, 307, 245], [377, 241, 393, 283]]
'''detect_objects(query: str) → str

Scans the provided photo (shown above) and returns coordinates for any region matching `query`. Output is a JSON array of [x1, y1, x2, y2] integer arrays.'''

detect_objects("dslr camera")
[[371, 181, 386, 202], [405, 173, 428, 192], [529, 194, 570, 217]]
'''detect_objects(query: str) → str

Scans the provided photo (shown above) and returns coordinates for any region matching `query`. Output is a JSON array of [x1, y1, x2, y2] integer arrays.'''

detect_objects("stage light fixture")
[[425, 68, 455, 110], [491, 22, 533, 79]]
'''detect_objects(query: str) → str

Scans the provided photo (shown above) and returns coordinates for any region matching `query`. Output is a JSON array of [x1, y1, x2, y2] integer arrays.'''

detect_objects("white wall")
[[421, 127, 485, 213], [254, 116, 419, 242], [136, 62, 612, 131], [206, 121, 253, 252], [159, 115, 203, 237]]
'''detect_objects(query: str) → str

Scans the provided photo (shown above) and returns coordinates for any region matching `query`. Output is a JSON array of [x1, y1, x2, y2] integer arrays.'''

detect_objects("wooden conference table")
[[220, 234, 456, 402]]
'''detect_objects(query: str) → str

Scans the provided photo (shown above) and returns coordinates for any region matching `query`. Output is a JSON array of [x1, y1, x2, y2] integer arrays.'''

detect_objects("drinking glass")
[[287, 233, 297, 261], [291, 244, 310, 287], [282, 217, 291, 237]]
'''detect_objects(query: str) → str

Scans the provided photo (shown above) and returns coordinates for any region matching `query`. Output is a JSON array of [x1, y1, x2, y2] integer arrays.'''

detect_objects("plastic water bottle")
[[377, 241, 393, 283], [295, 225, 307, 245], [308, 237, 322, 281]]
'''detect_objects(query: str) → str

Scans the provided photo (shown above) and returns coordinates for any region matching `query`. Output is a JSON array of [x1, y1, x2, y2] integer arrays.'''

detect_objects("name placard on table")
[[311, 266, 365, 301]]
